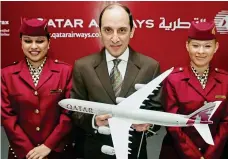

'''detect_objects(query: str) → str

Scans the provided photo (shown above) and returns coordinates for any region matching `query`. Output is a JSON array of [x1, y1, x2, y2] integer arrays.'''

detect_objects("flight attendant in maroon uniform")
[[1, 18, 75, 159], [159, 21, 228, 159]]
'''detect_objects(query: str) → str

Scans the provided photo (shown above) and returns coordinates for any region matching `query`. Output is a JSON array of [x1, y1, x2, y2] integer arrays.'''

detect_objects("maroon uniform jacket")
[[159, 66, 228, 159], [1, 57, 73, 159]]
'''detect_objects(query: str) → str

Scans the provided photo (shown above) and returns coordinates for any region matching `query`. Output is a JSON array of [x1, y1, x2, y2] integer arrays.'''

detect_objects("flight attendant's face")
[[21, 35, 49, 65], [186, 39, 219, 69]]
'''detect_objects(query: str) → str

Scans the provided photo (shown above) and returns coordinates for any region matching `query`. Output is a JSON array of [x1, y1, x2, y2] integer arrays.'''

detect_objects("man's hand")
[[95, 114, 112, 127], [26, 144, 51, 159], [132, 123, 151, 132]]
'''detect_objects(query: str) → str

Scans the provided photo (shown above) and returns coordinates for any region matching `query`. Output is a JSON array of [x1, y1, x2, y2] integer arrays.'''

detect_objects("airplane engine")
[[101, 145, 115, 155], [116, 97, 126, 104], [98, 126, 111, 135], [135, 84, 145, 90]]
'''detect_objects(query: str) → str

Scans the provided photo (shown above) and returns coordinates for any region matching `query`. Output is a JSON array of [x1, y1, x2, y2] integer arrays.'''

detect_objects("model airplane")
[[59, 67, 221, 159]]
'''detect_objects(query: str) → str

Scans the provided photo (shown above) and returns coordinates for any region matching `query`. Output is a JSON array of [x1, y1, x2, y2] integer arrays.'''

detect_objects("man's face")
[[100, 6, 135, 57], [186, 39, 219, 68], [21, 35, 49, 63]]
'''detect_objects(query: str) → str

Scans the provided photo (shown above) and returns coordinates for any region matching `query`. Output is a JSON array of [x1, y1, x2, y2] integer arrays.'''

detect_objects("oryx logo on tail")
[[186, 102, 217, 125]]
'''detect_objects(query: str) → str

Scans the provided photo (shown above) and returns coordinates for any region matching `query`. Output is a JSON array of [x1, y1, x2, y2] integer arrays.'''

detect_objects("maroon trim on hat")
[[188, 31, 216, 40], [188, 21, 216, 40], [19, 18, 49, 36]]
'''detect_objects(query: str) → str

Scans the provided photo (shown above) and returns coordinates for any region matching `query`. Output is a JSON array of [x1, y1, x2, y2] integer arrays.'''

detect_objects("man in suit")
[[71, 3, 162, 159]]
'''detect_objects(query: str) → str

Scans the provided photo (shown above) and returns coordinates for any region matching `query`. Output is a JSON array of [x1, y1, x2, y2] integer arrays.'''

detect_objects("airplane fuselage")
[[60, 99, 198, 127], [112, 107, 190, 127]]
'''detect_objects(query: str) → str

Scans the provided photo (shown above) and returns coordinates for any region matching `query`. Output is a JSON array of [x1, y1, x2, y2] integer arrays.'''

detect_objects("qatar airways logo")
[[48, 18, 154, 28], [214, 10, 228, 34], [66, 104, 94, 114]]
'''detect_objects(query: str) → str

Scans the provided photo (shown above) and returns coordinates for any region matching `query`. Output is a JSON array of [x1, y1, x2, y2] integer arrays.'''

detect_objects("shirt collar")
[[26, 56, 47, 72], [191, 66, 209, 77], [105, 47, 129, 63], [191, 66, 209, 89]]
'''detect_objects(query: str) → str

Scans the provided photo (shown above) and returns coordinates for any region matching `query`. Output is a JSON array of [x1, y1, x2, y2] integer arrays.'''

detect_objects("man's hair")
[[99, 3, 134, 31]]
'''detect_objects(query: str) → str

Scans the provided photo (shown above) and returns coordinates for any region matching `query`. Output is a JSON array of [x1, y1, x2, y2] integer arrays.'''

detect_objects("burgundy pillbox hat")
[[19, 18, 49, 36], [188, 21, 216, 40]]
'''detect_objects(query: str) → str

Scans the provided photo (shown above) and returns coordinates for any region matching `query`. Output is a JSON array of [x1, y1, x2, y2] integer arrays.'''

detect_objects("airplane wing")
[[108, 117, 132, 159], [194, 124, 214, 145], [117, 67, 174, 109], [108, 68, 173, 159]]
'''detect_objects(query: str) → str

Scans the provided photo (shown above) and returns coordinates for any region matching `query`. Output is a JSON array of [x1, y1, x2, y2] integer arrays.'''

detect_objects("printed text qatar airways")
[[48, 19, 154, 28]]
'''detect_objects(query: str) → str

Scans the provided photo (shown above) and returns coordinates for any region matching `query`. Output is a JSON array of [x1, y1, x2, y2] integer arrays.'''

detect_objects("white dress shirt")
[[92, 47, 130, 130], [105, 47, 129, 78]]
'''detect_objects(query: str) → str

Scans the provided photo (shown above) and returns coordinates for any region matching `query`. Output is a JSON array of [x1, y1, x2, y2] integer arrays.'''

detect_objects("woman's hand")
[[26, 144, 51, 159]]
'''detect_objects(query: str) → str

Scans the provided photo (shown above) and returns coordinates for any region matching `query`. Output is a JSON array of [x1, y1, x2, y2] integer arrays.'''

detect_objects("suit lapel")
[[188, 77, 207, 98], [36, 58, 53, 90], [95, 50, 116, 103], [95, 48, 140, 101], [120, 49, 140, 97], [204, 69, 217, 96], [18, 60, 36, 89]]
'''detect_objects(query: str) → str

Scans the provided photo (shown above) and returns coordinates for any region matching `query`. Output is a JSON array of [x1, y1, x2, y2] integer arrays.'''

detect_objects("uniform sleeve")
[[44, 66, 73, 150], [204, 98, 228, 159], [143, 63, 162, 133], [163, 77, 203, 158], [1, 73, 34, 159], [70, 61, 95, 133]]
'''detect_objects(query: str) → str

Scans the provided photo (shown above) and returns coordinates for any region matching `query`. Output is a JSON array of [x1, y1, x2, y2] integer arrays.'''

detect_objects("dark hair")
[[20, 33, 50, 40], [187, 37, 217, 43], [99, 3, 134, 31]]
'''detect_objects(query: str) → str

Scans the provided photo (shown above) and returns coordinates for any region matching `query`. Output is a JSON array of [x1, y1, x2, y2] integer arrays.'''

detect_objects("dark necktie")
[[110, 59, 122, 97]]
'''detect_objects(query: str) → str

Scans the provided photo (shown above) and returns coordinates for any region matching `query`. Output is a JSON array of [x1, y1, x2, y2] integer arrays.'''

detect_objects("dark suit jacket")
[[71, 47, 162, 159]]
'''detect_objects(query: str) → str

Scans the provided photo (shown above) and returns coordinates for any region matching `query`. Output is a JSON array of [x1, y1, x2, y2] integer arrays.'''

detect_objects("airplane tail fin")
[[185, 101, 222, 145], [186, 101, 222, 125]]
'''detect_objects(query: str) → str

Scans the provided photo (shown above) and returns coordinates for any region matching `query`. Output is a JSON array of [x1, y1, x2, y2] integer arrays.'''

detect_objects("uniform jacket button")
[[35, 109, 39, 114], [36, 127, 40, 131], [34, 91, 38, 96]]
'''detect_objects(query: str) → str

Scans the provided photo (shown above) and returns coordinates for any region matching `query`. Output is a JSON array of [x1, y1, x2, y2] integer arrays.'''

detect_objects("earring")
[[130, 34, 133, 38]]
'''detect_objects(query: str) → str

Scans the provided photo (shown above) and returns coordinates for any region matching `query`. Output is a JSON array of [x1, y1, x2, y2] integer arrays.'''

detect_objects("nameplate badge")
[[50, 89, 63, 93], [215, 95, 226, 99]]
